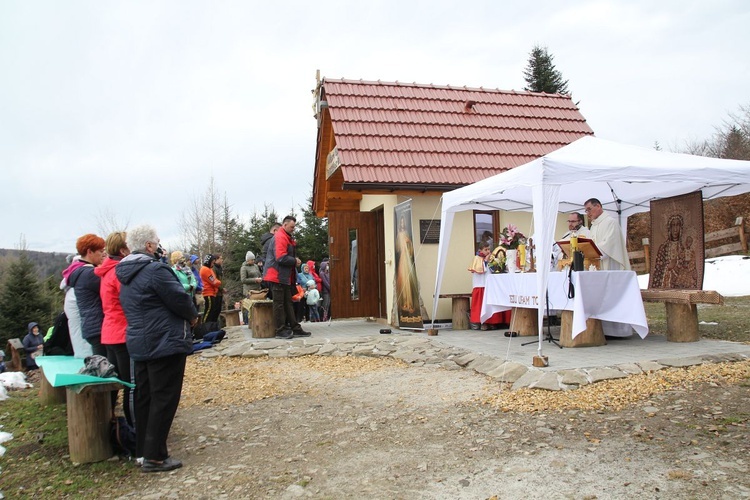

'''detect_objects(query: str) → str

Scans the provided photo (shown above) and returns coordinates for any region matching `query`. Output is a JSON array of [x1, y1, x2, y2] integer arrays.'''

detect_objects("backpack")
[[202, 329, 226, 344], [110, 416, 136, 458], [193, 321, 220, 341], [44, 311, 73, 356]]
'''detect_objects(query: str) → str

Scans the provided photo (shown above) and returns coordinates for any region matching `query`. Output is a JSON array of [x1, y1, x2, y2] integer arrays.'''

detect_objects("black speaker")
[[572, 250, 584, 271]]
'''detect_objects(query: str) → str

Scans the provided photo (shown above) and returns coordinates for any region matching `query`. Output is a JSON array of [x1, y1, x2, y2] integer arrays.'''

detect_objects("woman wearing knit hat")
[[240, 251, 262, 325]]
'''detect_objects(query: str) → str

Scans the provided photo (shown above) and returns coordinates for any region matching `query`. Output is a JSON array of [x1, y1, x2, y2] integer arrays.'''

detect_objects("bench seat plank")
[[641, 289, 724, 305], [36, 355, 134, 389]]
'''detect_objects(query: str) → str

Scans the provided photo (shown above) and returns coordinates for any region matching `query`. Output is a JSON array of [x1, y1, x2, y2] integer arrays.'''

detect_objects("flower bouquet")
[[487, 246, 506, 273], [499, 224, 527, 250]]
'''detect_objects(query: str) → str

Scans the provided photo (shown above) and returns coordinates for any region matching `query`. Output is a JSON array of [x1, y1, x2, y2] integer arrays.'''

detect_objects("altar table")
[[481, 271, 649, 340]]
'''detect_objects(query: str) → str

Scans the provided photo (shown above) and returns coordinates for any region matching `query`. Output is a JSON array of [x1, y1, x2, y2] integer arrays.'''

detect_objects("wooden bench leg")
[[220, 309, 242, 327], [559, 311, 606, 347], [665, 302, 699, 342], [251, 301, 276, 338], [39, 368, 66, 405], [66, 387, 114, 463], [511, 307, 538, 336], [451, 297, 470, 330]]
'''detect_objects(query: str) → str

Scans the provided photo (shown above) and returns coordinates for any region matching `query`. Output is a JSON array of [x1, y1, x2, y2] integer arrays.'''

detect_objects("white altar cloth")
[[481, 271, 649, 339]]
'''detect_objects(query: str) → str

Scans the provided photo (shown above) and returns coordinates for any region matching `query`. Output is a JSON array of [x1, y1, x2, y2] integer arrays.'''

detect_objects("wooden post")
[[737, 217, 747, 253], [39, 368, 66, 405], [451, 297, 470, 330], [511, 308, 538, 336], [665, 303, 700, 342], [642, 238, 650, 274], [66, 384, 120, 463], [251, 301, 276, 338], [559, 311, 606, 347]]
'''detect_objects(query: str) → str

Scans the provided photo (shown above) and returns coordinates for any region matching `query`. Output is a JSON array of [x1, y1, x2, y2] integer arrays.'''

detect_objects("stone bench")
[[641, 289, 724, 342]]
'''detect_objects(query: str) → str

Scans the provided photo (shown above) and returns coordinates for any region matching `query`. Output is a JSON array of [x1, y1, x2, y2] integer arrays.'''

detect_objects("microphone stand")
[[522, 290, 562, 349]]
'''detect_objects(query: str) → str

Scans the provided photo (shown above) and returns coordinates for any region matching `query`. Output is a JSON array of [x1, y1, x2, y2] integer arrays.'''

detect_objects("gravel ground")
[[111, 356, 750, 499]]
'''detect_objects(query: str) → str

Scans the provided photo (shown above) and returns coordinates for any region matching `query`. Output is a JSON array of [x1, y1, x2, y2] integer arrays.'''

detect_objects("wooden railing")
[[628, 217, 748, 274]]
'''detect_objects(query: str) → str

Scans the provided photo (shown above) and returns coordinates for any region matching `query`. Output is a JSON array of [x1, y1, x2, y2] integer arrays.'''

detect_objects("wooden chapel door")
[[328, 210, 383, 319]]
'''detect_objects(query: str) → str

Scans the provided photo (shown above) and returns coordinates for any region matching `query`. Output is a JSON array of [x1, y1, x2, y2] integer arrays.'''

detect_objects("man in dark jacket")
[[259, 222, 280, 300], [116, 224, 198, 473], [262, 216, 310, 339]]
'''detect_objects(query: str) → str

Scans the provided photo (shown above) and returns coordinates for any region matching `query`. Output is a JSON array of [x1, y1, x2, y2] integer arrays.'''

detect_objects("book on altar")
[[555, 237, 602, 260]]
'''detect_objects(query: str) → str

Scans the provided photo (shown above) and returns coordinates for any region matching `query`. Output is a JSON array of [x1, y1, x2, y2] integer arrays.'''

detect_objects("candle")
[[518, 244, 526, 269], [570, 234, 578, 252]]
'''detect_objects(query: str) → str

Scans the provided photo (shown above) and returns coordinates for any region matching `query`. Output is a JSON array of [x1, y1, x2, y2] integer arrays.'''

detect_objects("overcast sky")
[[2, 0, 748, 253]]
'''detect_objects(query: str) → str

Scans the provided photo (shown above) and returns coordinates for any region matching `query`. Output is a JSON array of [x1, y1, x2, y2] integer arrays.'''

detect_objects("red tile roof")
[[320, 79, 594, 188]]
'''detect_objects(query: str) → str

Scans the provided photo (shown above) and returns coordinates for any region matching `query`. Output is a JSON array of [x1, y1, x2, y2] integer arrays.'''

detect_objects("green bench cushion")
[[36, 356, 134, 389]]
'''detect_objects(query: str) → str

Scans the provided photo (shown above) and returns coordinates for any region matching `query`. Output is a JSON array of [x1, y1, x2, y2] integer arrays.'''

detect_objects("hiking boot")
[[142, 457, 183, 473], [292, 328, 312, 337], [275, 328, 294, 339]]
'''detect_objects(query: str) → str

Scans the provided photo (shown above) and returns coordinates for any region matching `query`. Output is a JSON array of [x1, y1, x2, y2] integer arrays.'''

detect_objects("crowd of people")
[[12, 218, 333, 471]]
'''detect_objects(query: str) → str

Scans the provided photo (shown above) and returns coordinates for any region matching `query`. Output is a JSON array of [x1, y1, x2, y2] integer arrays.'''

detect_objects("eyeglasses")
[[567, 220, 579, 223]]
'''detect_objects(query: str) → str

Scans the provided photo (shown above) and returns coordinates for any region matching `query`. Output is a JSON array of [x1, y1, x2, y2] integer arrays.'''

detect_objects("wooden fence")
[[628, 217, 748, 274]]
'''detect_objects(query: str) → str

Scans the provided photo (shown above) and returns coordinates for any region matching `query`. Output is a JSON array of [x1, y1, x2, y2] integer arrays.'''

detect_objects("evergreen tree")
[[522, 45, 570, 95], [246, 205, 281, 256], [295, 194, 329, 263], [0, 252, 49, 346]]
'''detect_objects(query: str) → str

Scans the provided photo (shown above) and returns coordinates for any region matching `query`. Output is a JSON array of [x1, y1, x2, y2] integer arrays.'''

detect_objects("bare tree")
[[95, 206, 129, 236], [177, 177, 228, 258], [682, 104, 750, 160]]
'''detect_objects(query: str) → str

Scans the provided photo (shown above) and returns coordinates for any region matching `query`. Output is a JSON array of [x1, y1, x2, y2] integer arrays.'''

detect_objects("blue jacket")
[[68, 263, 104, 342], [116, 252, 197, 362]]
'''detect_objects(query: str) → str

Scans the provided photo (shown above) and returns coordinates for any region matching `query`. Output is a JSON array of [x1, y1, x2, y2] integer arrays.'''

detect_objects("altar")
[[481, 271, 649, 342]]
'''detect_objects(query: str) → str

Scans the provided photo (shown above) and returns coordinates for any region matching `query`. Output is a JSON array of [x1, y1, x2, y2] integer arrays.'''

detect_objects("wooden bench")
[[5, 338, 26, 372], [438, 294, 471, 330], [250, 300, 275, 338], [35, 356, 134, 464], [641, 289, 724, 342], [220, 308, 242, 327]]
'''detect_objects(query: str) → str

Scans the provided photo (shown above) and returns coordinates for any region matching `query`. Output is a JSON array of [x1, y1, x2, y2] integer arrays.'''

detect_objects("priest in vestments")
[[584, 197, 633, 337], [584, 198, 630, 271]]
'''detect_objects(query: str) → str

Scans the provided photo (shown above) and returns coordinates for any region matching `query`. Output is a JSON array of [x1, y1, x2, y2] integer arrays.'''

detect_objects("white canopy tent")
[[433, 136, 750, 360]]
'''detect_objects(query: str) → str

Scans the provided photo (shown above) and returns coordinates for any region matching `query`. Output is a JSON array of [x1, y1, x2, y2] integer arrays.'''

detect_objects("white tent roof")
[[433, 136, 750, 358]]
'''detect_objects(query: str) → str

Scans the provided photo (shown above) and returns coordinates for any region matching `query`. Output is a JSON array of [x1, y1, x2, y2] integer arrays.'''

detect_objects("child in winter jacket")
[[305, 280, 321, 322]]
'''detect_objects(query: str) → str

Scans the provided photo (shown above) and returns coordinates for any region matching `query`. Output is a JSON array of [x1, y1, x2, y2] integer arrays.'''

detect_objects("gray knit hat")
[[246, 251, 255, 261]]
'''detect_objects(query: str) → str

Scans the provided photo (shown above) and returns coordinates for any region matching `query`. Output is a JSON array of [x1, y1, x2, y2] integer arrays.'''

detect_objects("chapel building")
[[311, 77, 593, 324]]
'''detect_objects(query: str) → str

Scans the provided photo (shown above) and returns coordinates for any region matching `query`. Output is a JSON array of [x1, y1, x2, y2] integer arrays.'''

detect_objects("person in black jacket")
[[67, 233, 107, 356], [116, 224, 198, 473], [259, 222, 280, 300]]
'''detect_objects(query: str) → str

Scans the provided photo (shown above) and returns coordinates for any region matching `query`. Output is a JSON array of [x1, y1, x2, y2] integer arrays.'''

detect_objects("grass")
[[0, 389, 136, 499], [644, 296, 750, 343], [0, 297, 748, 497]]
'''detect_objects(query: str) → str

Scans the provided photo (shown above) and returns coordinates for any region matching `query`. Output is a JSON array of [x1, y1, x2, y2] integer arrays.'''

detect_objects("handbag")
[[470, 255, 486, 274], [248, 289, 269, 300]]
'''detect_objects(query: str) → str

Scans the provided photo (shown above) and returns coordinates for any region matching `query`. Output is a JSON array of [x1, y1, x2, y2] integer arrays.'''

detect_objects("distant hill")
[[0, 248, 70, 281]]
